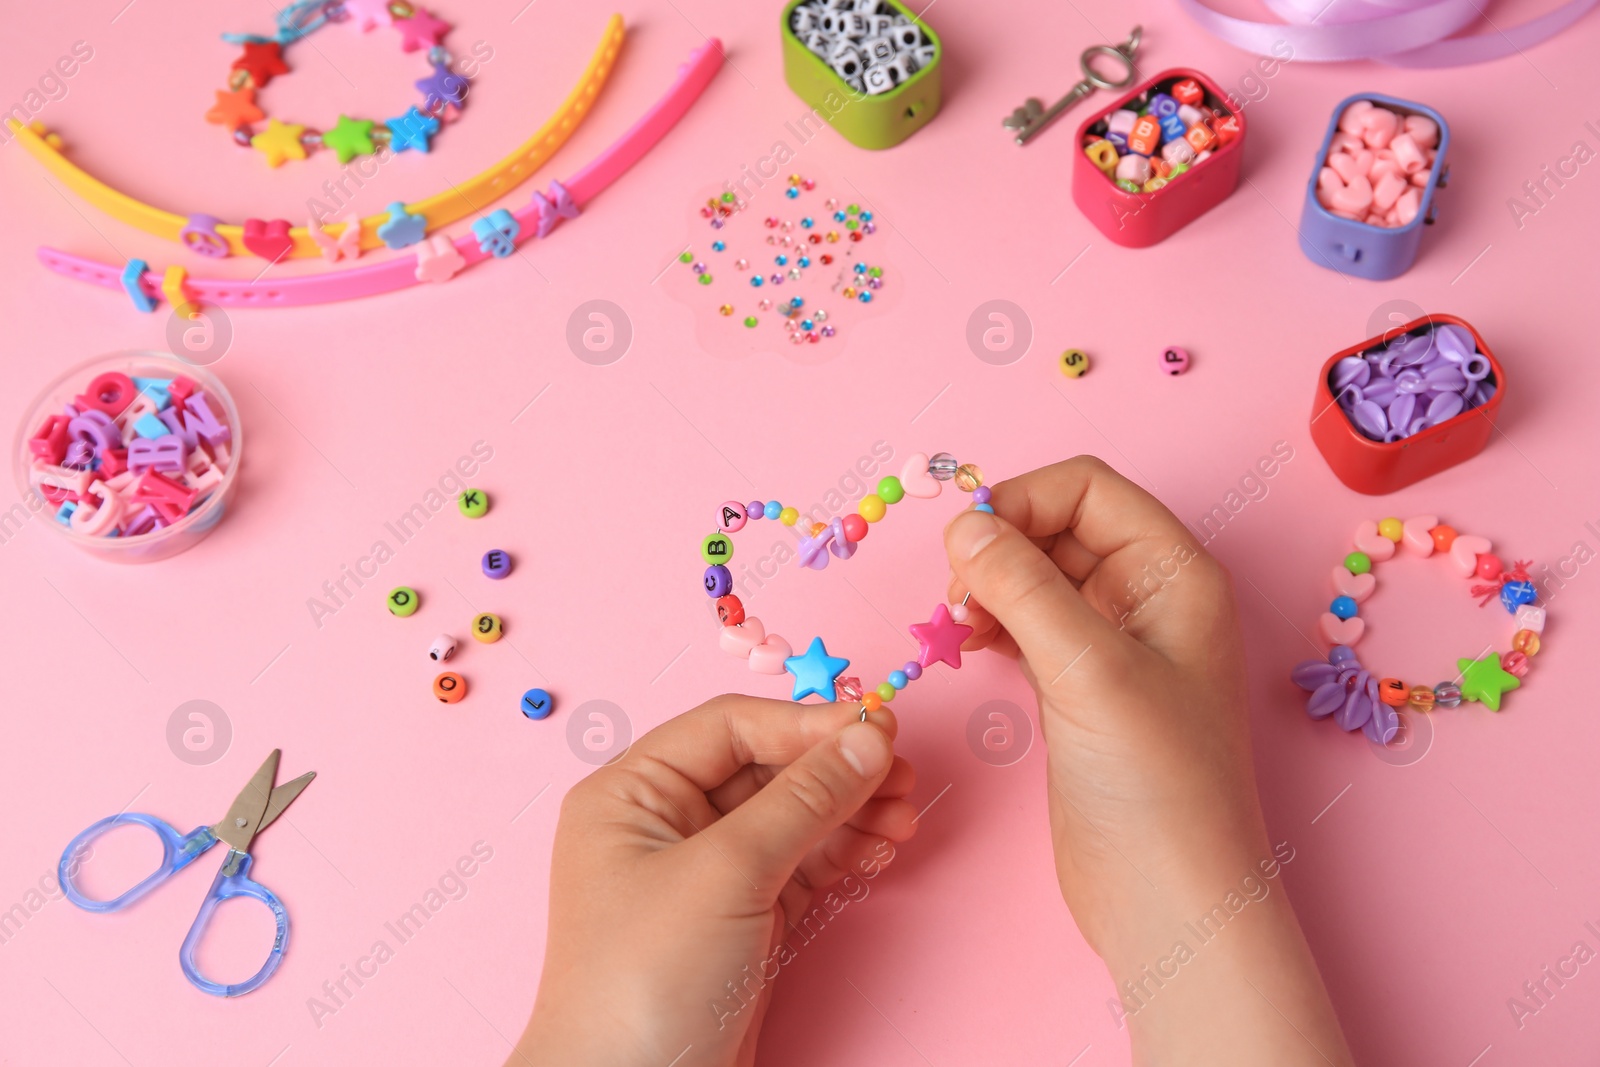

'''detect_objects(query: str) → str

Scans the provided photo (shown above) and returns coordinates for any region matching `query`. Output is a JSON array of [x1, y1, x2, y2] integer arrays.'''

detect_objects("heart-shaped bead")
[[899, 452, 941, 499], [748, 635, 793, 675], [1320, 612, 1365, 647], [1330, 565, 1375, 602], [718, 617, 766, 658], [1449, 535, 1492, 577], [242, 218, 294, 262], [1352, 520, 1396, 562], [1401, 514, 1438, 556]]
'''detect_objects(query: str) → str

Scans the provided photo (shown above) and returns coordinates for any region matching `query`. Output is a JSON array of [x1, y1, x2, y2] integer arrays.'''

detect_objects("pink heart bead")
[[1320, 612, 1365, 647], [1361, 107, 1399, 149], [1318, 167, 1345, 193], [1331, 175, 1374, 215], [1338, 99, 1374, 135], [1352, 520, 1396, 562], [1404, 114, 1438, 149], [899, 451, 942, 499], [1449, 535, 1492, 577], [1331, 565, 1376, 602], [1328, 151, 1362, 184], [748, 635, 793, 674], [1396, 188, 1422, 226], [1330, 131, 1363, 154], [1401, 515, 1439, 556], [719, 617, 767, 657], [1372, 172, 1408, 213]]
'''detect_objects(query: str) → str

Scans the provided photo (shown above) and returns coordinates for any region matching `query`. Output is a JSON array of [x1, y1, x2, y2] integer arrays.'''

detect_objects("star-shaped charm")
[[250, 118, 307, 167], [784, 637, 851, 703], [204, 87, 264, 130], [342, 0, 395, 32], [230, 41, 290, 89], [323, 114, 376, 164], [415, 63, 468, 112], [909, 603, 973, 670], [386, 106, 441, 153], [1457, 653, 1521, 712], [392, 8, 451, 52]]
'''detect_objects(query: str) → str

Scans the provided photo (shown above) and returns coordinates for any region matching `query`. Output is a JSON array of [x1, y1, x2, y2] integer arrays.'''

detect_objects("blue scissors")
[[59, 750, 315, 997]]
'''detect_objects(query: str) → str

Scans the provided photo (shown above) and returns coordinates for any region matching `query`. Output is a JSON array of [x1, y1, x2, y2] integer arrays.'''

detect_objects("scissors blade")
[[213, 750, 280, 853], [258, 771, 316, 835]]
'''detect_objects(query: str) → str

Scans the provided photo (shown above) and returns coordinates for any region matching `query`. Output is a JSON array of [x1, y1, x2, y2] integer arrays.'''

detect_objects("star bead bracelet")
[[210, 0, 467, 167], [702, 451, 991, 713], [1292, 516, 1546, 745]]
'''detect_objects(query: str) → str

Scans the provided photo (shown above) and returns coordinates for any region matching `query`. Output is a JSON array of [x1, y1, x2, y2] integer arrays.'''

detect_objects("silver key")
[[1004, 28, 1142, 147]]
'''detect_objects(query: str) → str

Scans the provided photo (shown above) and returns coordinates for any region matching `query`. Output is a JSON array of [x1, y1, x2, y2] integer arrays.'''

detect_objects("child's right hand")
[[944, 457, 1353, 1066]]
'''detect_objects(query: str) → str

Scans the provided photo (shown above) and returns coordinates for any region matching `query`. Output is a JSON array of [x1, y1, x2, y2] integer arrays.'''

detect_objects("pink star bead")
[[342, 0, 395, 32], [393, 8, 451, 52], [909, 603, 973, 670]]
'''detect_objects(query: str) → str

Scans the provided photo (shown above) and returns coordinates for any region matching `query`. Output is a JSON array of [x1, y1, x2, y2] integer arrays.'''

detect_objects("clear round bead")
[[954, 463, 984, 492], [928, 452, 959, 481], [428, 46, 453, 67]]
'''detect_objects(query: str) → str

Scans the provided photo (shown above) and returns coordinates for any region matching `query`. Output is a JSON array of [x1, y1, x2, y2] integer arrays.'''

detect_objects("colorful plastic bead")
[[1161, 346, 1191, 375], [1059, 349, 1089, 378], [1343, 551, 1372, 575], [1378, 678, 1407, 706], [428, 635, 456, 662], [1330, 596, 1358, 620], [1434, 682, 1462, 708], [1408, 685, 1435, 711], [388, 587, 420, 617], [1500, 581, 1537, 613], [717, 501, 748, 532], [701, 532, 734, 566], [1128, 114, 1161, 155], [458, 488, 488, 517], [777, 507, 798, 526], [716, 594, 745, 626], [876, 476, 905, 505], [858, 494, 887, 522], [1510, 629, 1540, 656], [520, 688, 553, 720], [472, 612, 503, 643], [433, 672, 467, 703], [1502, 651, 1530, 678], [928, 453, 959, 481], [704, 565, 733, 597], [1377, 518, 1404, 541], [376, 202, 427, 249], [1474, 554, 1503, 581], [875, 682, 896, 702], [862, 692, 882, 712], [1514, 604, 1546, 633], [764, 500, 782, 520], [888, 670, 908, 689], [482, 549, 512, 579], [1430, 525, 1457, 552], [471, 208, 520, 257], [954, 464, 984, 492], [841, 513, 868, 542]]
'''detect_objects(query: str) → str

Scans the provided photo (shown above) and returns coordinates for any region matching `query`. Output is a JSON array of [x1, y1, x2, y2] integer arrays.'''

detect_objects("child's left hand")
[[509, 695, 918, 1067]]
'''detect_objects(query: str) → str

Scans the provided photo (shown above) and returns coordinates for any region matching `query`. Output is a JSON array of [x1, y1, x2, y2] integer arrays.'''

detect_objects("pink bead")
[[1350, 148, 1376, 176], [1390, 132, 1428, 174], [748, 635, 793, 674], [1503, 651, 1530, 678], [1361, 107, 1399, 149], [1330, 131, 1363, 154], [950, 602, 971, 623], [719, 617, 766, 657], [717, 500, 748, 533], [1318, 167, 1345, 193], [1369, 156, 1402, 185], [1403, 114, 1439, 149], [1338, 99, 1374, 135], [1328, 151, 1362, 184], [1395, 188, 1422, 226], [1372, 171, 1409, 213], [1515, 604, 1546, 633], [1411, 169, 1431, 187], [1331, 174, 1374, 214], [1319, 612, 1365, 646]]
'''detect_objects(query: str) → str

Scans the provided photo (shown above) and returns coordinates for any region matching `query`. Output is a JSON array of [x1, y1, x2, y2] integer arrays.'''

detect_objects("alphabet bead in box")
[[1071, 69, 1246, 248], [781, 0, 942, 150]]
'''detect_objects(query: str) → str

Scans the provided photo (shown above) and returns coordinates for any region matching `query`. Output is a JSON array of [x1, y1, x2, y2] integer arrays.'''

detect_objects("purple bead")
[[862, 221, 876, 234], [703, 564, 732, 597], [1350, 400, 1388, 440], [747, 500, 764, 519], [710, 218, 724, 229], [972, 486, 992, 504], [1329, 645, 1359, 665], [1407, 416, 1430, 436], [691, 261, 706, 274], [1426, 392, 1464, 424], [1364, 699, 1399, 745], [1362, 376, 1399, 407], [1336, 384, 1363, 408], [1462, 354, 1491, 382], [1435, 324, 1476, 360], [482, 549, 512, 579], [63, 440, 95, 469], [1388, 393, 1418, 434], [1330, 356, 1369, 390], [68, 410, 119, 452], [903, 661, 922, 681], [1291, 660, 1338, 689], [1307, 681, 1344, 719], [1424, 364, 1466, 393], [1394, 370, 1427, 394], [1336, 671, 1374, 732]]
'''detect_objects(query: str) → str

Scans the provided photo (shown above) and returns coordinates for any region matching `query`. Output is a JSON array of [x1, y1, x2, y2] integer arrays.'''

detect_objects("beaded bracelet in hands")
[[702, 452, 990, 715], [210, 0, 467, 167], [1292, 515, 1545, 745]]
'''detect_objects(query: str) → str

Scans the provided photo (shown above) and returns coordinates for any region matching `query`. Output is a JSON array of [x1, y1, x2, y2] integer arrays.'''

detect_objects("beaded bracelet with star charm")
[[701, 451, 991, 715]]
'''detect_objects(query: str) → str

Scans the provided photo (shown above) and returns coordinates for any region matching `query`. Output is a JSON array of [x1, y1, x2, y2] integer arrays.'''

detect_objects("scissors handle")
[[58, 814, 216, 913], [178, 849, 289, 997]]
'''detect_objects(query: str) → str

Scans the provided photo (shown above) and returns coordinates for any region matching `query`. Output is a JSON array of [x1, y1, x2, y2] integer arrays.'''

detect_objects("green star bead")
[[1343, 551, 1372, 575], [323, 114, 376, 164], [1457, 653, 1521, 712]]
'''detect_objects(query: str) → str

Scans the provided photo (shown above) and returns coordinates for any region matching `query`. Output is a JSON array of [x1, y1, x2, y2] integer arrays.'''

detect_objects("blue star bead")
[[415, 64, 468, 112], [375, 202, 427, 249], [387, 106, 441, 153], [784, 637, 850, 703]]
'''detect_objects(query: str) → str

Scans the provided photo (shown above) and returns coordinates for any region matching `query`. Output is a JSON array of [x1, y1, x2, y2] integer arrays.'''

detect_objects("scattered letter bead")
[[1161, 346, 1190, 375], [434, 672, 466, 703], [1184, 122, 1217, 152], [876, 476, 905, 505], [1377, 517, 1404, 541], [388, 586, 420, 616], [482, 549, 512, 578], [718, 501, 749, 532], [428, 634, 456, 661], [1059, 349, 1089, 378], [1330, 596, 1358, 620], [1378, 678, 1407, 706], [472, 612, 503, 643], [703, 564, 733, 597], [1433, 682, 1463, 708], [1408, 685, 1436, 711], [1084, 139, 1118, 175], [520, 688, 553, 719], [458, 488, 488, 517], [1128, 115, 1161, 156], [1511, 629, 1540, 656], [716, 594, 746, 626], [1173, 78, 1204, 106], [1514, 604, 1546, 633], [1343, 551, 1372, 575], [858, 494, 887, 522], [701, 532, 735, 565]]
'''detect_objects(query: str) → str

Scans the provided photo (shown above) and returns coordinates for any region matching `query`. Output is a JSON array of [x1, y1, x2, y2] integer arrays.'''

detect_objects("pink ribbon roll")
[[1175, 0, 1598, 66]]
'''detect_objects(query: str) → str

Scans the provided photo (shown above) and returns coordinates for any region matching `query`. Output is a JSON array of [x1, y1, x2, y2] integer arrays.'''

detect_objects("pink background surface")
[[3, 0, 1599, 1064]]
